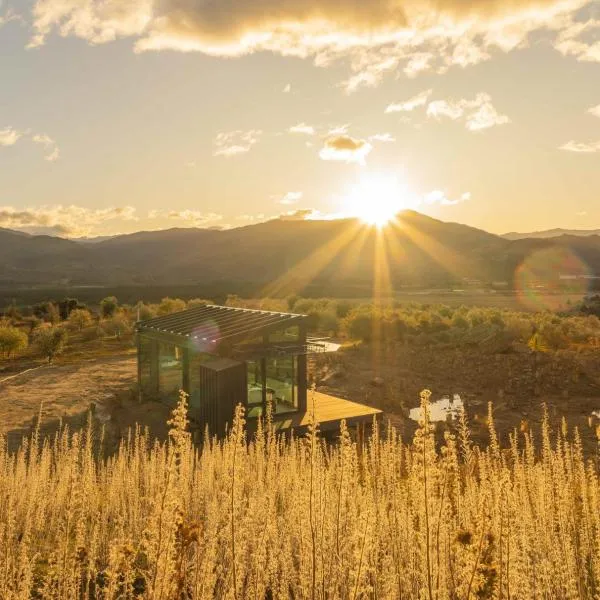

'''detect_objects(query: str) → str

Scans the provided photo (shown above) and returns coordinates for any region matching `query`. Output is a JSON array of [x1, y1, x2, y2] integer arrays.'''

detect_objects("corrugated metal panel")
[[137, 304, 306, 344], [194, 357, 246, 437]]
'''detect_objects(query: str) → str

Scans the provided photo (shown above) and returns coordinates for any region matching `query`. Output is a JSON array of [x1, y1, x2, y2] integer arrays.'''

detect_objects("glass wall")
[[268, 326, 300, 344], [265, 355, 298, 414], [158, 342, 183, 403], [247, 359, 263, 418], [139, 336, 156, 397]]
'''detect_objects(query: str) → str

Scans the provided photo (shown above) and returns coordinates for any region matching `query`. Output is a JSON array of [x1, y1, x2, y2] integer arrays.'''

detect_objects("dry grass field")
[[0, 392, 599, 599]]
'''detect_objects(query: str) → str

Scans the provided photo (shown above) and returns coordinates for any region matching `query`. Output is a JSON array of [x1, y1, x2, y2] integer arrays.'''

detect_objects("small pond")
[[409, 394, 464, 423]]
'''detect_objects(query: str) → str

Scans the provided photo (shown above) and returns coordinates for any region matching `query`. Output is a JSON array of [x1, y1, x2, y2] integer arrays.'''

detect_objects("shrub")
[[101, 313, 132, 339], [67, 308, 93, 331], [33, 325, 67, 363], [157, 297, 187, 315], [135, 302, 157, 321], [100, 296, 119, 318], [0, 325, 28, 358], [187, 298, 213, 310]]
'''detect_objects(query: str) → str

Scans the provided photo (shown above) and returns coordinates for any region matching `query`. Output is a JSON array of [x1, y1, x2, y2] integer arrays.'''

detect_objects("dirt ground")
[[312, 342, 600, 454], [2, 338, 599, 455]]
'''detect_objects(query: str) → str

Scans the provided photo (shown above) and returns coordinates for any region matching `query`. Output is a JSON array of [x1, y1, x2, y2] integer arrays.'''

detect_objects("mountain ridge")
[[1, 211, 598, 293]]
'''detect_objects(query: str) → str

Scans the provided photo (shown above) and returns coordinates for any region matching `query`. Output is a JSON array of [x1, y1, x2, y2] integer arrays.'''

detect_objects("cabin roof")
[[136, 304, 306, 345]]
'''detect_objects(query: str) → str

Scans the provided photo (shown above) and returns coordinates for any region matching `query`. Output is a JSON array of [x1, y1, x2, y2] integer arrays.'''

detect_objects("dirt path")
[[0, 354, 137, 438]]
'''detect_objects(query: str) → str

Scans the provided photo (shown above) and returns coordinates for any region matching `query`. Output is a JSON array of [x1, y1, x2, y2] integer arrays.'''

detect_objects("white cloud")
[[385, 89, 432, 113], [167, 210, 223, 224], [1, 129, 61, 160], [560, 140, 600, 153], [148, 209, 223, 226], [554, 17, 600, 64], [32, 133, 61, 161], [427, 93, 510, 131], [465, 102, 511, 131], [0, 205, 137, 237], [283, 83, 291, 93], [275, 191, 303, 205], [28, 0, 594, 90], [213, 130, 262, 157], [328, 124, 350, 136], [369, 133, 396, 142], [588, 104, 600, 118], [0, 127, 22, 146], [424, 190, 471, 206], [319, 135, 372, 165], [288, 123, 315, 135]]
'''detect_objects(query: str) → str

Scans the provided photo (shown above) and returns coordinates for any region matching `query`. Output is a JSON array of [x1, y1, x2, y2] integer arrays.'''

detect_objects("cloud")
[[279, 209, 317, 221], [427, 93, 510, 131], [275, 191, 303, 205], [369, 133, 396, 142], [0, 205, 137, 237], [424, 190, 471, 206], [554, 17, 600, 63], [1, 128, 61, 160], [283, 83, 291, 93], [32, 133, 61, 161], [0, 127, 22, 146], [213, 130, 262, 157], [385, 89, 432, 113], [319, 135, 372, 164], [328, 124, 350, 135], [166, 210, 223, 224], [29, 0, 593, 89], [588, 104, 600, 118], [560, 140, 600, 153], [288, 123, 315, 135]]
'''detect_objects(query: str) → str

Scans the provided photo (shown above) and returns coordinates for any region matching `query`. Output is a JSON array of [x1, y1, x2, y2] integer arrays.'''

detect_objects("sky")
[[0, 0, 599, 238]]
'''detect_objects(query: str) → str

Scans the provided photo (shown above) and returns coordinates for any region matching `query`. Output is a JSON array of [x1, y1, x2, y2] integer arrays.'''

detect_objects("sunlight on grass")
[[0, 391, 598, 598]]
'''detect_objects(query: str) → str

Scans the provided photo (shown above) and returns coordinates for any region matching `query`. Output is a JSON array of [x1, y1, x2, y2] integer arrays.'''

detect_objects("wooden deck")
[[271, 391, 382, 434]]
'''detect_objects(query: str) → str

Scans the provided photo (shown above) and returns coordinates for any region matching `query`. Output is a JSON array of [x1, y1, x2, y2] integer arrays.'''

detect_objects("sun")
[[345, 174, 411, 227]]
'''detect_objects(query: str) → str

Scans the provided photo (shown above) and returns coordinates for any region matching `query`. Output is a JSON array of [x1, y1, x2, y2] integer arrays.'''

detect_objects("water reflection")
[[409, 394, 464, 423]]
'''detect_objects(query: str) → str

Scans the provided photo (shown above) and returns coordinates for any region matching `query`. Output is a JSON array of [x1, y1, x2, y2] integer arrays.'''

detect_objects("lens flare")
[[191, 320, 220, 352], [515, 247, 591, 311]]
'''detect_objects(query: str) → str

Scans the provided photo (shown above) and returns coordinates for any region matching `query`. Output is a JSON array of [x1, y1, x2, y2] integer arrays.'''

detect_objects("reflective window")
[[139, 336, 155, 396], [247, 360, 263, 418], [265, 355, 298, 414], [158, 343, 183, 402], [268, 326, 300, 344]]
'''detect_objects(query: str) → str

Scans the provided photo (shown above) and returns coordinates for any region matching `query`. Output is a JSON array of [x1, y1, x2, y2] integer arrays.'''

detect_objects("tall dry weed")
[[0, 390, 598, 599]]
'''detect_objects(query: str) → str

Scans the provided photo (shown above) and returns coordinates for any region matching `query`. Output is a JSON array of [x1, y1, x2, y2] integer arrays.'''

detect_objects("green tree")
[[33, 301, 61, 324], [100, 296, 119, 318], [68, 308, 93, 331], [33, 326, 68, 363], [0, 326, 28, 358]]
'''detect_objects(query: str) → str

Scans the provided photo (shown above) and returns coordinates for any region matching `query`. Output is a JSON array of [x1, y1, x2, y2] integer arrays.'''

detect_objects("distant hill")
[[503, 229, 600, 240], [1, 211, 599, 295]]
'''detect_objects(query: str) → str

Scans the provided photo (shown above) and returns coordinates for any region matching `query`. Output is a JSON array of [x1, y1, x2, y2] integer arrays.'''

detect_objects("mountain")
[[1, 211, 599, 296], [503, 228, 600, 240]]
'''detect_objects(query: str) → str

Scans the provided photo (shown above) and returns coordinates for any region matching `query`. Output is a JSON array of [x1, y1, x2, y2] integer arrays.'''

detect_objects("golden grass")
[[0, 391, 599, 599]]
